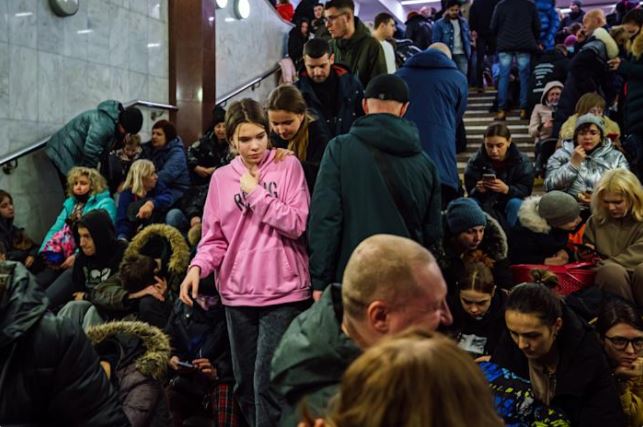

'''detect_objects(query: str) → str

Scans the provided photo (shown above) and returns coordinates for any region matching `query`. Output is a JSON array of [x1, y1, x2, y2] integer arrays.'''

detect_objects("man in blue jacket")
[[396, 43, 467, 205], [432, 0, 472, 76]]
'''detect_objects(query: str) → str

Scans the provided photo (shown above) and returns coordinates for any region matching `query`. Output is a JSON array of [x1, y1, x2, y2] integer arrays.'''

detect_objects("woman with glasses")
[[585, 169, 643, 307], [545, 113, 628, 209], [596, 299, 643, 427]]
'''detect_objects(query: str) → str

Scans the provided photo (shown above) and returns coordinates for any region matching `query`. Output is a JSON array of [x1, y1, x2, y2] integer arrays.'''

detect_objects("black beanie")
[[119, 107, 144, 134], [213, 106, 227, 126]]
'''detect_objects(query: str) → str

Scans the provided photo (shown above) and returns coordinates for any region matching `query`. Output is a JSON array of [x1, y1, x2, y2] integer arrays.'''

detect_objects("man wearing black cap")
[[308, 74, 443, 301], [46, 100, 143, 187]]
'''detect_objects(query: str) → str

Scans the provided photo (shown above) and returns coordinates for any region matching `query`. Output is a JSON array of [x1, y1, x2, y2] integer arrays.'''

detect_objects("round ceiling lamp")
[[215, 0, 228, 8], [234, 0, 250, 19]]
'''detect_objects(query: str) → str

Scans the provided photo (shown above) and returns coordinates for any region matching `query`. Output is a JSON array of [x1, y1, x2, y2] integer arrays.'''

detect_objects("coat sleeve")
[[80, 121, 114, 169], [423, 162, 443, 249], [490, 4, 500, 36], [529, 108, 543, 138], [433, 21, 445, 44], [544, 150, 579, 192], [95, 197, 117, 223], [619, 60, 643, 81], [186, 143, 200, 171], [116, 191, 135, 239], [90, 274, 130, 312], [363, 41, 388, 85], [244, 158, 310, 240], [464, 159, 482, 197], [151, 180, 174, 211], [308, 140, 343, 292], [506, 159, 534, 199], [190, 176, 228, 278], [49, 317, 130, 426], [532, 4, 541, 41], [157, 146, 188, 187], [608, 227, 643, 268], [39, 202, 71, 252]]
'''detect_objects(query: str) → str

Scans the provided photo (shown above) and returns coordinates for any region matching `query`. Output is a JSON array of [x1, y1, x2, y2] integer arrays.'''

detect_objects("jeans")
[[225, 301, 308, 427], [165, 208, 188, 232], [45, 268, 79, 309], [453, 54, 469, 77], [505, 198, 523, 228], [475, 36, 494, 88], [498, 52, 531, 109], [57, 300, 105, 331]]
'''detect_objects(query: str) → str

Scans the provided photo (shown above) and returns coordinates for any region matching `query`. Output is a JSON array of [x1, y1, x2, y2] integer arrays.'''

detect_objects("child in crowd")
[[585, 169, 643, 307], [116, 159, 173, 241], [464, 122, 534, 229], [596, 300, 643, 427], [267, 84, 331, 192], [0, 190, 38, 268], [509, 191, 582, 265], [492, 282, 624, 425], [445, 251, 507, 359], [37, 167, 116, 288], [179, 98, 311, 427], [545, 114, 628, 206]]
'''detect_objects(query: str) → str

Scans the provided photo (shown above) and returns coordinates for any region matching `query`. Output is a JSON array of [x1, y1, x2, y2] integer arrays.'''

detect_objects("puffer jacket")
[[141, 138, 191, 207], [39, 190, 117, 253], [529, 80, 564, 142], [87, 321, 171, 427], [0, 262, 129, 425], [545, 140, 628, 196], [46, 100, 121, 175], [404, 13, 433, 49], [432, 16, 472, 58], [535, 0, 559, 50]]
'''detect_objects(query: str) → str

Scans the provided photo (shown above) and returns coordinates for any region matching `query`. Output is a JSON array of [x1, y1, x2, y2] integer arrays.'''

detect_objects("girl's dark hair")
[[506, 282, 563, 327], [456, 250, 496, 294], [484, 122, 511, 140], [152, 119, 178, 142], [574, 122, 604, 144], [119, 254, 157, 293], [225, 98, 269, 143], [0, 190, 12, 204], [266, 85, 311, 160], [596, 300, 643, 336], [623, 8, 643, 26]]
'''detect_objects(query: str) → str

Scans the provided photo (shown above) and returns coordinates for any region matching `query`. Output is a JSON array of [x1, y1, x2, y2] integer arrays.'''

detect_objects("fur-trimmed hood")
[[517, 196, 551, 234], [592, 27, 620, 59], [86, 320, 171, 381], [631, 29, 643, 59], [444, 212, 509, 261], [124, 224, 190, 276]]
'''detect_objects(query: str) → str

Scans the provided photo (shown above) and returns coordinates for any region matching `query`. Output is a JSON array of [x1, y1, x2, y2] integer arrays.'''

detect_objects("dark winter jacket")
[[535, 0, 559, 50], [490, 0, 540, 53], [141, 138, 190, 207], [0, 218, 37, 263], [433, 16, 472, 58], [561, 9, 585, 28], [46, 100, 122, 175], [186, 131, 231, 186], [509, 196, 571, 264], [0, 262, 129, 426], [308, 113, 443, 291], [177, 184, 209, 223], [292, 0, 316, 23], [528, 49, 570, 111], [87, 321, 171, 427], [288, 23, 309, 67], [492, 304, 625, 426], [295, 64, 364, 138], [396, 48, 467, 191], [404, 14, 433, 50], [554, 28, 619, 135], [464, 142, 534, 212], [329, 17, 387, 86], [72, 210, 127, 293], [445, 289, 508, 358], [116, 179, 174, 240], [440, 213, 513, 289], [469, 0, 501, 37], [271, 117, 331, 193], [618, 30, 643, 135], [270, 284, 361, 426], [165, 295, 233, 382]]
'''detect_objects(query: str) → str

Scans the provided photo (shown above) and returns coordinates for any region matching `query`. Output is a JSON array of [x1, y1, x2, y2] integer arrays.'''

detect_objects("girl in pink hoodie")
[[179, 98, 311, 427]]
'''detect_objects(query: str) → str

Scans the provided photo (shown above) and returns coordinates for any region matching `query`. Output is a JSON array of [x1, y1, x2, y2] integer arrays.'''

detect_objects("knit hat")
[[213, 106, 226, 126], [364, 74, 409, 103], [564, 35, 577, 47], [575, 113, 605, 138], [118, 107, 144, 134], [446, 198, 487, 235], [538, 191, 580, 227]]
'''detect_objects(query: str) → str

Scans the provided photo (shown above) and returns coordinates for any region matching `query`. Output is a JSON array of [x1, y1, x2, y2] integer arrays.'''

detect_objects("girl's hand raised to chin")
[[240, 167, 260, 194]]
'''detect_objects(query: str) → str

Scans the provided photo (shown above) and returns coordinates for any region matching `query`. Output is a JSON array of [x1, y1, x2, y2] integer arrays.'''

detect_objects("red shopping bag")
[[510, 262, 597, 296]]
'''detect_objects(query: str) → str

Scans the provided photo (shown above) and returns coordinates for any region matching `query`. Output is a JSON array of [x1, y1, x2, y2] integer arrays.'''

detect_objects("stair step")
[[463, 116, 525, 123], [462, 142, 535, 153], [465, 124, 529, 132]]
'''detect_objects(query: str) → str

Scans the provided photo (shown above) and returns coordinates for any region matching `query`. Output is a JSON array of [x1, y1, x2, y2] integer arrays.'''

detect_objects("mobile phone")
[[177, 360, 196, 369], [482, 173, 496, 181]]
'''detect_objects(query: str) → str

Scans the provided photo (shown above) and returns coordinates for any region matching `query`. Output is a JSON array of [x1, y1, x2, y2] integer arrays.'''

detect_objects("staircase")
[[458, 90, 540, 193]]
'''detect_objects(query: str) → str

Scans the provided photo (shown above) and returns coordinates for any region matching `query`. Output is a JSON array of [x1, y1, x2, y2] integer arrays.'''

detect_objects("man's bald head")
[[583, 9, 606, 35], [428, 42, 452, 59]]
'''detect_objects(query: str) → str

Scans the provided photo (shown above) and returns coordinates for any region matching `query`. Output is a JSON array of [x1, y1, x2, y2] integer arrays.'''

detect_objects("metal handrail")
[[0, 100, 178, 167], [216, 64, 281, 106]]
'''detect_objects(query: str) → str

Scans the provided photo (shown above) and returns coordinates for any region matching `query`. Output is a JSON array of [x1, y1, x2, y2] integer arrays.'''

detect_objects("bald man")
[[269, 234, 452, 426]]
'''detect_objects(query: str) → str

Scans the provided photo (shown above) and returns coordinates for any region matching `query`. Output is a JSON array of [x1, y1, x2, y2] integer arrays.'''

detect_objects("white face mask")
[[567, 46, 575, 54]]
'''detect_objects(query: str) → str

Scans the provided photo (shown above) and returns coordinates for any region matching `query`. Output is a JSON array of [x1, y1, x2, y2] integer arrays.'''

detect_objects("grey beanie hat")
[[575, 113, 605, 137], [538, 191, 580, 227]]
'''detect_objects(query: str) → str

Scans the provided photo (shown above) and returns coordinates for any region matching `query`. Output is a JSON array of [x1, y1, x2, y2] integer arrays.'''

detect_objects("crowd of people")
[[5, 0, 643, 426]]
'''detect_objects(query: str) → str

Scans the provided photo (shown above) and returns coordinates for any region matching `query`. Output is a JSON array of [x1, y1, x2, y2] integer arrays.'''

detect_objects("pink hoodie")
[[191, 150, 311, 306]]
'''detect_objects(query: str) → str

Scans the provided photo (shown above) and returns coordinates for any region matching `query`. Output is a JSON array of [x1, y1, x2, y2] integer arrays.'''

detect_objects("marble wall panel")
[[8, 0, 38, 49], [9, 46, 38, 121], [127, 12, 148, 74], [148, 18, 168, 78], [62, 0, 89, 60], [87, 0, 113, 65], [0, 1, 8, 43], [0, 43, 8, 119], [109, 6, 129, 68], [37, 0, 64, 55], [38, 51, 64, 124]]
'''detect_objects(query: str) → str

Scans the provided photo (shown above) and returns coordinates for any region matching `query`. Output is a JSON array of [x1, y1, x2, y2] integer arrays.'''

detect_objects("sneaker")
[[520, 109, 528, 120], [495, 110, 507, 121]]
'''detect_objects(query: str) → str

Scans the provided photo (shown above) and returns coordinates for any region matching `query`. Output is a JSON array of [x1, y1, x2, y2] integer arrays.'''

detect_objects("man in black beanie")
[[46, 100, 143, 187]]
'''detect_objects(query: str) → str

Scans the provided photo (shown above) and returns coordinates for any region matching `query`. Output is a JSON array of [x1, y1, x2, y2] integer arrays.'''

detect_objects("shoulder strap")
[[364, 143, 423, 244]]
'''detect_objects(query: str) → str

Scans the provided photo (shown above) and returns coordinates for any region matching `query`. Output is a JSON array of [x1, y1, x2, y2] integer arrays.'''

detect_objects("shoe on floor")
[[520, 109, 528, 120], [495, 110, 507, 120]]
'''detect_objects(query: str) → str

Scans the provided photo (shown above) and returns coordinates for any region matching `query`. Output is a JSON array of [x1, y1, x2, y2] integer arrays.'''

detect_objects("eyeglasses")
[[605, 335, 643, 351]]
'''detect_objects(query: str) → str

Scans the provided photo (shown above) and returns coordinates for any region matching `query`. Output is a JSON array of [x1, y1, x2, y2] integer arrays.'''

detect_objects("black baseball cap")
[[364, 74, 409, 103]]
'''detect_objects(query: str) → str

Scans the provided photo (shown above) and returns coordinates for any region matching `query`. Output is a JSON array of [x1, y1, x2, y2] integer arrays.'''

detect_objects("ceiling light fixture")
[[234, 0, 250, 19]]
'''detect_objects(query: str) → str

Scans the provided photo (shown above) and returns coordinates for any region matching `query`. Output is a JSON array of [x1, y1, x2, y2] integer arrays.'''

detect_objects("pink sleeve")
[[244, 158, 310, 240], [190, 176, 228, 277]]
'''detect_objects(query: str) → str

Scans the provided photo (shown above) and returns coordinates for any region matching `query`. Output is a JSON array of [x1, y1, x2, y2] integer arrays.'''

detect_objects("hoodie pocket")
[[226, 248, 299, 296]]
